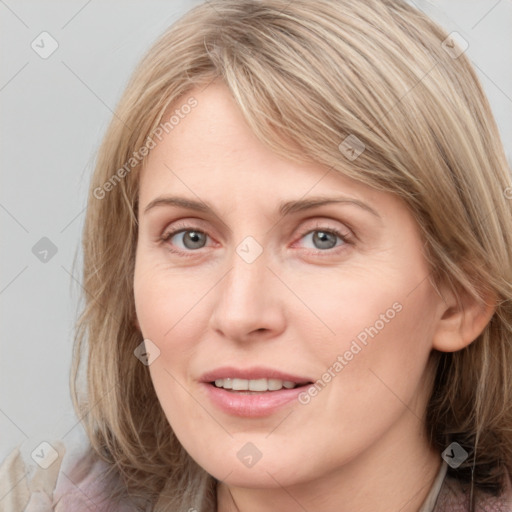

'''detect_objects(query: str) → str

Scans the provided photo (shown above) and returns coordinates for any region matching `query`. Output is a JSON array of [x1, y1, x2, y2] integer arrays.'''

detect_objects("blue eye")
[[161, 229, 209, 251], [298, 228, 349, 251], [160, 225, 352, 257]]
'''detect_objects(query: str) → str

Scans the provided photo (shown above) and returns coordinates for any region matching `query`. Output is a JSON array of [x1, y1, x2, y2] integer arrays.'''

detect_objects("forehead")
[[138, 82, 382, 207]]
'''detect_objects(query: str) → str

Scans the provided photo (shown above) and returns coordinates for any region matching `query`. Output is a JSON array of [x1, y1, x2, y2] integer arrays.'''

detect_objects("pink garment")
[[433, 470, 512, 511], [50, 457, 134, 511], [0, 438, 139, 512]]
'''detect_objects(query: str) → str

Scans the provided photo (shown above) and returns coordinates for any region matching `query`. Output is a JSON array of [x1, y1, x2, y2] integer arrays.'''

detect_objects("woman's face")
[[133, 81, 444, 489]]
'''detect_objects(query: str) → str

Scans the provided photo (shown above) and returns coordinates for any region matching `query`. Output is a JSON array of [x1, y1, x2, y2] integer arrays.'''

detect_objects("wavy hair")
[[71, 0, 512, 510]]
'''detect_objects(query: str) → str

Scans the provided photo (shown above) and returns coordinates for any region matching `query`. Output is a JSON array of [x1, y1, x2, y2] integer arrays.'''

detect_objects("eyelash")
[[159, 222, 353, 258]]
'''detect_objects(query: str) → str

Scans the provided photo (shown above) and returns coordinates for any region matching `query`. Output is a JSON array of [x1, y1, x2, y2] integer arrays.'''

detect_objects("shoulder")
[[0, 433, 137, 512]]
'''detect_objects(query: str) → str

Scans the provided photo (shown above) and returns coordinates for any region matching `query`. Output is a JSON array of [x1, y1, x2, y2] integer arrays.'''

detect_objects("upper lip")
[[200, 366, 313, 385]]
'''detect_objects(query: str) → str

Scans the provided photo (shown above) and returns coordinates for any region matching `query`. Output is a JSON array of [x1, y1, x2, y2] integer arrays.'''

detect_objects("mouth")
[[199, 367, 314, 416], [209, 378, 312, 394]]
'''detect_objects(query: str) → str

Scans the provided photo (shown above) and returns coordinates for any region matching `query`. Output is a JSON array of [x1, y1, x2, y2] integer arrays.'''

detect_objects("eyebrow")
[[143, 195, 381, 219]]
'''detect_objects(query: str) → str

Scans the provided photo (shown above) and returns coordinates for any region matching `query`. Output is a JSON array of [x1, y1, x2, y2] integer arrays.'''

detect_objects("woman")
[[1, 0, 511, 511]]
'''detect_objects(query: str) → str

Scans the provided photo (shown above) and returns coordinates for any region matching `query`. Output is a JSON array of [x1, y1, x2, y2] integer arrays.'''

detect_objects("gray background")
[[1, 0, 511, 463]]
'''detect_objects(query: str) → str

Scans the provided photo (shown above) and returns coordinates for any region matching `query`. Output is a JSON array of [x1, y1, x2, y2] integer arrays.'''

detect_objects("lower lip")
[[201, 383, 309, 417]]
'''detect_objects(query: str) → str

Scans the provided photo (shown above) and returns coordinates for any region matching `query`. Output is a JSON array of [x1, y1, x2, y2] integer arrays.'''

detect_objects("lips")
[[199, 366, 314, 417]]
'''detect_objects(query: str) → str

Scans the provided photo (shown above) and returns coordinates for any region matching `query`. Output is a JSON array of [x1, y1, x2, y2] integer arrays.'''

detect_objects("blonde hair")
[[71, 0, 512, 509]]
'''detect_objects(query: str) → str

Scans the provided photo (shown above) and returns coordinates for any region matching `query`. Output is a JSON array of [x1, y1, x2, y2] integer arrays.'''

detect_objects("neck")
[[217, 413, 441, 512]]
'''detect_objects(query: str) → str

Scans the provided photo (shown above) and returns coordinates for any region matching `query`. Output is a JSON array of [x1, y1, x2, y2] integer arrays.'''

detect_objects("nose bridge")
[[223, 236, 269, 309], [210, 235, 283, 338]]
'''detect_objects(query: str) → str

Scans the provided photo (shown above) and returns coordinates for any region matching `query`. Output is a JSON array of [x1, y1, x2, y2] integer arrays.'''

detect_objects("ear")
[[432, 280, 497, 352], [133, 315, 141, 333]]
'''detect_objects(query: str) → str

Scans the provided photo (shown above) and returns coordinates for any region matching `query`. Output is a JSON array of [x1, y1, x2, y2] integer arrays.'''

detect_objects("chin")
[[196, 449, 315, 488]]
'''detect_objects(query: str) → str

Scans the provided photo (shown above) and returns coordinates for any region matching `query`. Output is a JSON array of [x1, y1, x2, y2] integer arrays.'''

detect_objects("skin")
[[133, 80, 495, 512]]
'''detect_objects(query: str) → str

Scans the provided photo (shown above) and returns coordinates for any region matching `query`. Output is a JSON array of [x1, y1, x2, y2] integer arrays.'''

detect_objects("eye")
[[159, 222, 353, 257], [161, 227, 210, 253], [296, 226, 352, 253]]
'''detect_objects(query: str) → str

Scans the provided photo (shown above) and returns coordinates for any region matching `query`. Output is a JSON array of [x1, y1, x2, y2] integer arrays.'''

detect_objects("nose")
[[209, 242, 286, 343]]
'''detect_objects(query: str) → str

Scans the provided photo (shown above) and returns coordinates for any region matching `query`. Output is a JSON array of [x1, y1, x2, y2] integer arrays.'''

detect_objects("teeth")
[[232, 378, 249, 391], [249, 378, 267, 391], [215, 378, 233, 389], [268, 379, 282, 391], [213, 378, 298, 391]]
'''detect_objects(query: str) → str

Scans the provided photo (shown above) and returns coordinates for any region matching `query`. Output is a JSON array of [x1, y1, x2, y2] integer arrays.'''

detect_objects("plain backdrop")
[[1, 0, 511, 464]]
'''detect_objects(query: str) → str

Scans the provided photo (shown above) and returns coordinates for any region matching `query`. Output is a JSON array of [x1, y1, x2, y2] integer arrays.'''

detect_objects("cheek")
[[134, 268, 205, 434], [313, 283, 437, 425], [133, 260, 205, 350], [133, 260, 211, 423], [296, 263, 437, 402], [287, 265, 406, 355]]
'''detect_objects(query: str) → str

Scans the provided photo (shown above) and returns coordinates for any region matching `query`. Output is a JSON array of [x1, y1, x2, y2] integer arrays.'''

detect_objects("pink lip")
[[199, 366, 313, 418]]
